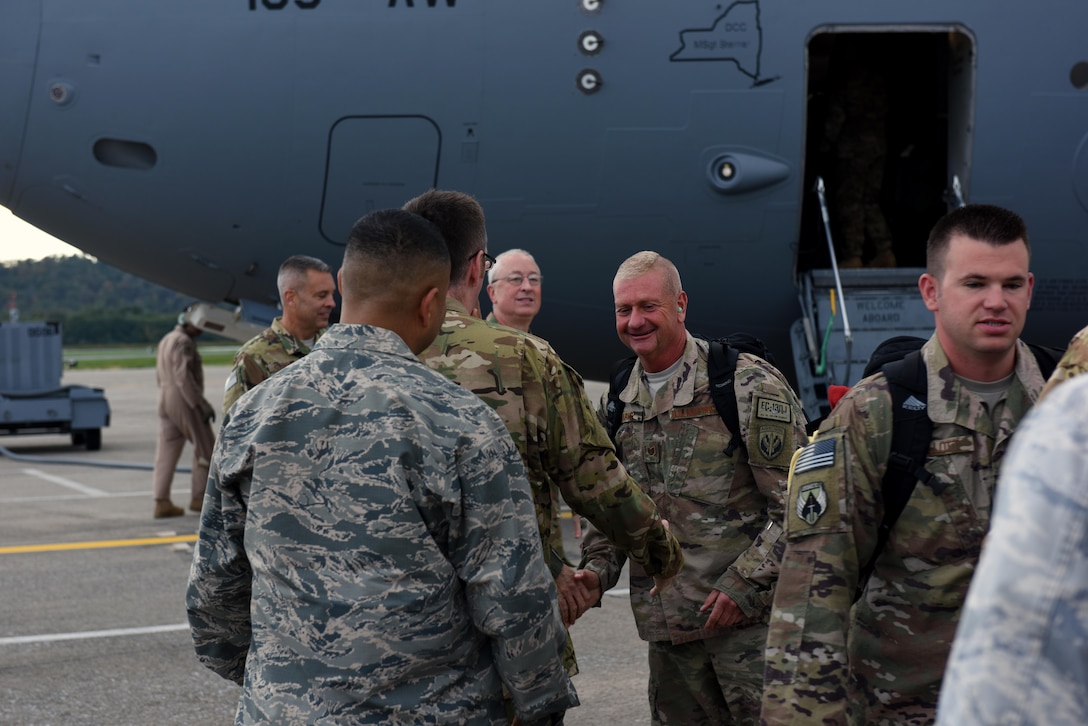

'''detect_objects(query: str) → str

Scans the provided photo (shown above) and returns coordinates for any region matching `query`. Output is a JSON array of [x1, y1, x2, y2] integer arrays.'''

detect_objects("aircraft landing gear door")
[[319, 115, 441, 245]]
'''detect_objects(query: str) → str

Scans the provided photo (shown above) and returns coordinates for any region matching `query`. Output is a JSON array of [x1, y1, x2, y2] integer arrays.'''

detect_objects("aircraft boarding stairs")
[[789, 177, 937, 424], [790, 267, 934, 423]]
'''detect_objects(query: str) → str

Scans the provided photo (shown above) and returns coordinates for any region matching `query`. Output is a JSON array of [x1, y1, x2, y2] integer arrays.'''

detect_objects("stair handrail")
[[814, 176, 853, 383]]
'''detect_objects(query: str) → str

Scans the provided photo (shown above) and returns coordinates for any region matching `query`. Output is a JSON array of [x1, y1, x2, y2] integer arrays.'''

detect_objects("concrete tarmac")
[[0, 366, 650, 725]]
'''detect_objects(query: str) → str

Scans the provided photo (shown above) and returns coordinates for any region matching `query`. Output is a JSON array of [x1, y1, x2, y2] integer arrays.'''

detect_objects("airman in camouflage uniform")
[[187, 209, 576, 725], [222, 255, 336, 415], [1038, 323, 1088, 401], [577, 252, 808, 726], [426, 302, 677, 584], [763, 204, 1044, 725], [936, 374, 1088, 725], [222, 317, 318, 414], [404, 190, 684, 682]]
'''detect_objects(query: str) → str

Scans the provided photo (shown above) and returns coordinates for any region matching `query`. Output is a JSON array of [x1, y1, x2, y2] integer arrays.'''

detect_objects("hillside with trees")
[[0, 255, 197, 344]]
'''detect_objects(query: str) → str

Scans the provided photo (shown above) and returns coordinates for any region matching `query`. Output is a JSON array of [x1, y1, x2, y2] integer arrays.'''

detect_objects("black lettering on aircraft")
[[388, 0, 457, 6], [249, 0, 320, 9], [670, 0, 780, 87]]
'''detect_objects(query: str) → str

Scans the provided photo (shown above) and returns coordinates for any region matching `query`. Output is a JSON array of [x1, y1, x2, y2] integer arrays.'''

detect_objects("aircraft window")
[[93, 139, 157, 170]]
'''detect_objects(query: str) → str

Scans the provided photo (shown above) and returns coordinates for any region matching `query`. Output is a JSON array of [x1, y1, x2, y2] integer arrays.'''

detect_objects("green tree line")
[[1, 255, 197, 345]]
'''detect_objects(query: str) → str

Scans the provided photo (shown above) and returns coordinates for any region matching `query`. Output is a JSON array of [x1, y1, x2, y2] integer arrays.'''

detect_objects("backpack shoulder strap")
[[707, 340, 742, 456], [605, 355, 637, 444], [855, 349, 936, 602], [854, 341, 1063, 602]]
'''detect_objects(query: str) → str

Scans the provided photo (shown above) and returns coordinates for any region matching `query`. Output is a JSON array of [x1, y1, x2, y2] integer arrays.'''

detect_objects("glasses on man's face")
[[470, 250, 498, 272], [496, 273, 543, 287]]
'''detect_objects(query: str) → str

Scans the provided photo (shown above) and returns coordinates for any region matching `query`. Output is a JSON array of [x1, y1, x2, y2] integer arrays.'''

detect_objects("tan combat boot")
[[154, 499, 184, 519]]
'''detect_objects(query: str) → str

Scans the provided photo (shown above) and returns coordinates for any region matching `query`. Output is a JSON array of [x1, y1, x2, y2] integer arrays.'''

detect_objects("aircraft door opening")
[[790, 28, 976, 422], [797, 28, 975, 273]]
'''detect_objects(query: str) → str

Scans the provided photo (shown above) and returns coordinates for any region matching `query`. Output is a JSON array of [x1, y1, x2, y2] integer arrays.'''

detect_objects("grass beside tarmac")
[[62, 344, 238, 370]]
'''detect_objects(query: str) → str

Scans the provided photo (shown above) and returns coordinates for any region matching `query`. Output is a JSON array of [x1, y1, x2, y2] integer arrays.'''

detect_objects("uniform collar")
[[621, 332, 700, 413], [271, 316, 325, 356], [313, 323, 416, 361], [444, 297, 474, 317], [923, 334, 1044, 433]]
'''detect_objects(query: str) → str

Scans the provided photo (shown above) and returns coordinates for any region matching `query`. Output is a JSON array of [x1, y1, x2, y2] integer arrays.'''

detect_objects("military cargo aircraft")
[[2, 0, 1086, 419]]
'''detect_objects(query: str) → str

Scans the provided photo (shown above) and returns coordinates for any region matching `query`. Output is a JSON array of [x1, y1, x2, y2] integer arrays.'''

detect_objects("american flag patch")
[[793, 438, 836, 475]]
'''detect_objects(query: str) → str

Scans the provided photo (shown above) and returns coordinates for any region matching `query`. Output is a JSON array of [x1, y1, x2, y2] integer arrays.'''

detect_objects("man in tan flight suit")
[[151, 309, 216, 518]]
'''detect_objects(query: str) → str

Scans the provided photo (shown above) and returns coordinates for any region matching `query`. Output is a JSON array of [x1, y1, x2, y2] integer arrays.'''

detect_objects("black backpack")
[[853, 335, 1064, 602], [604, 333, 776, 457]]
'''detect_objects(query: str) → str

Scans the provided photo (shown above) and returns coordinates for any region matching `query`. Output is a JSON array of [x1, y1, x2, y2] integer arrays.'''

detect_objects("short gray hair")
[[488, 248, 537, 284], [613, 251, 682, 298], [277, 255, 331, 300]]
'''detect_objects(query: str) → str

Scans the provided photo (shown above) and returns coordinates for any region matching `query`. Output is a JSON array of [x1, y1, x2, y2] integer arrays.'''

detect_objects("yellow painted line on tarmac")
[[2, 513, 576, 555], [2, 513, 582, 554], [0, 534, 197, 555]]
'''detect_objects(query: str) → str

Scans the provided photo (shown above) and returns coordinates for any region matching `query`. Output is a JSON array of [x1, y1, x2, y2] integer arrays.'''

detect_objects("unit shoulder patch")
[[754, 395, 793, 423], [795, 481, 828, 525], [759, 425, 785, 460], [786, 433, 848, 537], [748, 422, 793, 467]]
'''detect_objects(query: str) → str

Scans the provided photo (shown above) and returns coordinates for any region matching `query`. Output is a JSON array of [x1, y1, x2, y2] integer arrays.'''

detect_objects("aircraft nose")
[[0, 0, 40, 208]]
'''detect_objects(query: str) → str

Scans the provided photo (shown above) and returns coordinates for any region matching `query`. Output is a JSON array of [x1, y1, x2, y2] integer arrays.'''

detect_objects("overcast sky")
[[1, 209, 83, 262]]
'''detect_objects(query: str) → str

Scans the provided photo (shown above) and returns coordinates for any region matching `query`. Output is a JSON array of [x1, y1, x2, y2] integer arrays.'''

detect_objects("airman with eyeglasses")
[[486, 248, 543, 333]]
